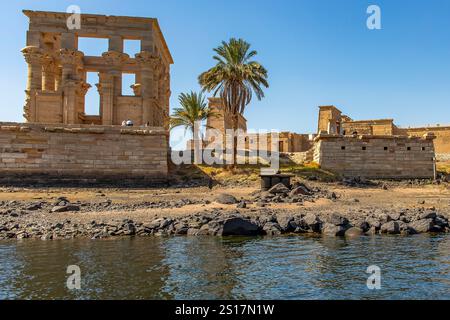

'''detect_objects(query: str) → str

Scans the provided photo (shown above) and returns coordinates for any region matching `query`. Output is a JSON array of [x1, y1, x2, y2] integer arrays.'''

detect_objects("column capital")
[[59, 48, 84, 66], [102, 51, 129, 67], [42, 51, 57, 67], [135, 51, 161, 70], [78, 82, 91, 96], [131, 83, 142, 96], [21, 46, 44, 64]]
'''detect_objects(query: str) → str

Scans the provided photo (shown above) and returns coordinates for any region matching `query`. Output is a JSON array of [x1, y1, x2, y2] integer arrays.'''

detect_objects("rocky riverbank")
[[1, 203, 448, 240], [1, 179, 450, 240]]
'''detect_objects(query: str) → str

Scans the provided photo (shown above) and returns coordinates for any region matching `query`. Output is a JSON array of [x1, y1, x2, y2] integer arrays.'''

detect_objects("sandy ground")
[[1, 181, 450, 225]]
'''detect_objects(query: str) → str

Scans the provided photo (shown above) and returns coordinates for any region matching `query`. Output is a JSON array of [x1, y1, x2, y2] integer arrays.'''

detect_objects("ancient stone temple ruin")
[[315, 106, 438, 179], [21, 10, 172, 127], [0, 10, 172, 184]]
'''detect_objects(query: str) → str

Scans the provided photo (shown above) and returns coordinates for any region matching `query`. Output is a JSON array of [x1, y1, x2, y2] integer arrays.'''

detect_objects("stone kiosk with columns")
[[21, 10, 172, 127], [0, 10, 173, 185]]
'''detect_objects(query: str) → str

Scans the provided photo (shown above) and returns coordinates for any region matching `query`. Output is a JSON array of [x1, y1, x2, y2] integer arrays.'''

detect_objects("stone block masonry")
[[314, 134, 436, 179], [0, 122, 168, 185]]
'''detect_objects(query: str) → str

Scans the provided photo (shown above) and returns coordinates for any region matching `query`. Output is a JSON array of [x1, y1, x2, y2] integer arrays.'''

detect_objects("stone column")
[[21, 46, 44, 122], [22, 46, 44, 92], [42, 53, 56, 91], [135, 51, 160, 126], [109, 35, 123, 52], [97, 73, 114, 125], [102, 51, 129, 124], [55, 67, 62, 91], [59, 48, 84, 124], [77, 82, 91, 120], [162, 66, 171, 130]]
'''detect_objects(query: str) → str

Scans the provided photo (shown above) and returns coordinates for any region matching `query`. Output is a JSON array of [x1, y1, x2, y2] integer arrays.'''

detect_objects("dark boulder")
[[51, 205, 80, 213], [268, 183, 290, 195], [380, 221, 400, 234], [220, 217, 261, 236], [263, 222, 283, 236], [419, 211, 437, 220], [276, 215, 295, 232], [322, 223, 347, 237], [408, 219, 434, 234], [215, 193, 238, 205], [327, 213, 349, 226], [304, 213, 322, 232]]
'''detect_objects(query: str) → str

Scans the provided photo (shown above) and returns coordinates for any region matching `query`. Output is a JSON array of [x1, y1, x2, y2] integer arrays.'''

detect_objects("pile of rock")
[[252, 182, 333, 206], [340, 177, 378, 188]]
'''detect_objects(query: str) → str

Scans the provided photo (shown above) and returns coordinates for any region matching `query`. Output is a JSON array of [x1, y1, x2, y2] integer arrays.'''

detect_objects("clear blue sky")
[[1, 0, 449, 148]]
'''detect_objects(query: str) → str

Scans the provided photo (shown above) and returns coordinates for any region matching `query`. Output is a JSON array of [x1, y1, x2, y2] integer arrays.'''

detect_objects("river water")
[[0, 234, 449, 300]]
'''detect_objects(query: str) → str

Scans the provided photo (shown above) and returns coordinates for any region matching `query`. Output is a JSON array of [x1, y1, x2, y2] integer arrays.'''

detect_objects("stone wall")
[[0, 122, 168, 185], [314, 134, 436, 179], [341, 119, 394, 136], [400, 126, 450, 160]]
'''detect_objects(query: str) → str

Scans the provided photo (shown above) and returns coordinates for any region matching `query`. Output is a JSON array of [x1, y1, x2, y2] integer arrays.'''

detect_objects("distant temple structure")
[[193, 98, 312, 153], [317, 105, 450, 160]]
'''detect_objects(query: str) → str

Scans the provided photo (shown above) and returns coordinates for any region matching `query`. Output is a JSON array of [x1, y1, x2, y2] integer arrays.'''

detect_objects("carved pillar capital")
[[21, 46, 44, 64], [77, 82, 91, 96], [102, 51, 129, 67], [135, 51, 161, 71], [131, 83, 142, 96], [59, 48, 84, 67]]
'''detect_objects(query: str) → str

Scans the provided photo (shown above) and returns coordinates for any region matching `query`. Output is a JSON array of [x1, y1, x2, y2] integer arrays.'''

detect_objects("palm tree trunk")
[[192, 126, 201, 165], [232, 114, 239, 169]]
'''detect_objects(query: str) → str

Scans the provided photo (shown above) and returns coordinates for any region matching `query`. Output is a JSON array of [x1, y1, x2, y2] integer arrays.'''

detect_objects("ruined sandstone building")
[[315, 106, 439, 179], [0, 10, 172, 184], [201, 98, 312, 153], [317, 105, 449, 161], [22, 10, 172, 127]]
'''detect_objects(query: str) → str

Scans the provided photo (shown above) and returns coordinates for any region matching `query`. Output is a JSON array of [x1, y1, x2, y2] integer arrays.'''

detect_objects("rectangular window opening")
[[85, 72, 100, 116], [78, 37, 109, 57], [124, 39, 141, 57], [122, 73, 136, 96]]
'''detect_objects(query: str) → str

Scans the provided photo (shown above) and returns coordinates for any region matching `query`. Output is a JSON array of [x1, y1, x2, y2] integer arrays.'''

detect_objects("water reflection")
[[0, 234, 449, 300]]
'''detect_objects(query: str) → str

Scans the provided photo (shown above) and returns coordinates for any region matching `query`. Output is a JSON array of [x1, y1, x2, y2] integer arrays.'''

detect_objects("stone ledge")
[[0, 125, 31, 132], [44, 127, 106, 134]]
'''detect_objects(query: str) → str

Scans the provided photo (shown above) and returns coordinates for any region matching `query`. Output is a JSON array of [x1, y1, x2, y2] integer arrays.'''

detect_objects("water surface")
[[0, 235, 449, 299]]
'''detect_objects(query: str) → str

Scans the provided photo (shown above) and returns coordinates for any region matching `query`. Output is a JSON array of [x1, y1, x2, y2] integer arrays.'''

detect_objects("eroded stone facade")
[[314, 133, 436, 179], [22, 10, 172, 128], [317, 105, 450, 161], [0, 122, 168, 184]]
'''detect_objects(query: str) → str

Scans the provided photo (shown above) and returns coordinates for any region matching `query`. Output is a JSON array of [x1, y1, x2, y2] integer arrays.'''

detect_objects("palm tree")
[[170, 91, 216, 163], [198, 38, 269, 166]]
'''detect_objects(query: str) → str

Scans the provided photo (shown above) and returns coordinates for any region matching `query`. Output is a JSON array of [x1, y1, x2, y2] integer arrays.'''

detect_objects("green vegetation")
[[437, 161, 450, 175], [171, 163, 338, 185], [199, 38, 269, 167], [169, 91, 216, 138]]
